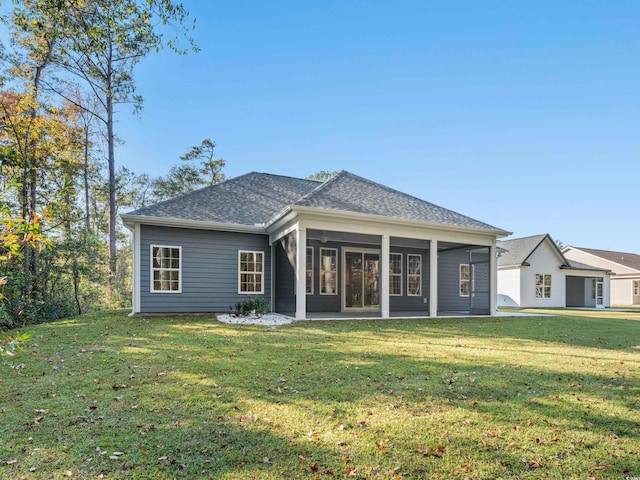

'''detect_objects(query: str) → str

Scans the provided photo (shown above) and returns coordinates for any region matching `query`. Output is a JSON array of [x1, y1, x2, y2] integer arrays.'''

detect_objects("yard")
[[1, 310, 639, 479]]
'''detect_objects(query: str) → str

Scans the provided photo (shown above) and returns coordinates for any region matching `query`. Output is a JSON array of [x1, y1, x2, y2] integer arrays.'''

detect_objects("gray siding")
[[139, 225, 271, 313], [306, 240, 342, 313], [389, 247, 430, 312], [274, 239, 295, 315], [437, 248, 472, 312]]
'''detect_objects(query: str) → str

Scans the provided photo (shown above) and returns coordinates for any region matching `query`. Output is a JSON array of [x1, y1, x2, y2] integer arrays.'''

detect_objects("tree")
[[40, 0, 197, 274], [180, 138, 226, 186], [152, 163, 205, 202], [306, 170, 339, 182]]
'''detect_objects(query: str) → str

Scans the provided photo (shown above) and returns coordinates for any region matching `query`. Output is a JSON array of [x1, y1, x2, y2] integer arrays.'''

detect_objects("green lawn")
[[1, 310, 639, 479]]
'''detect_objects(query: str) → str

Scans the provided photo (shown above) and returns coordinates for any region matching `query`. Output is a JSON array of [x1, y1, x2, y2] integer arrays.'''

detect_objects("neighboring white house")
[[563, 247, 640, 307], [497, 234, 610, 308]]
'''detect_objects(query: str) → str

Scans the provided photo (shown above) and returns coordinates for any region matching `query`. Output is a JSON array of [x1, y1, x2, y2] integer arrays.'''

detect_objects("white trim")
[[133, 223, 141, 312], [306, 246, 314, 295], [319, 247, 339, 295], [295, 227, 307, 319], [389, 252, 403, 296], [381, 236, 390, 318], [407, 253, 422, 296], [238, 250, 265, 294], [122, 215, 264, 234], [150, 244, 182, 293], [342, 247, 381, 311], [459, 263, 470, 297], [429, 241, 438, 316], [273, 206, 511, 238]]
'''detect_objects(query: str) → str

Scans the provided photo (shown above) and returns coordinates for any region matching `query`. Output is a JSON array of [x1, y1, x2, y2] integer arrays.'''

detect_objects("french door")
[[344, 250, 380, 310]]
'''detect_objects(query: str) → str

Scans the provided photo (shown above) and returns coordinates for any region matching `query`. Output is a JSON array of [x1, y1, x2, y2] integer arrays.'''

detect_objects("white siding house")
[[497, 234, 610, 309], [563, 247, 640, 307]]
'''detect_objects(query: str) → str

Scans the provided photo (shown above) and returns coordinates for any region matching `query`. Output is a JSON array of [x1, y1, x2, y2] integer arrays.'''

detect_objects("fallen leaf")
[[310, 462, 319, 472], [346, 466, 357, 477]]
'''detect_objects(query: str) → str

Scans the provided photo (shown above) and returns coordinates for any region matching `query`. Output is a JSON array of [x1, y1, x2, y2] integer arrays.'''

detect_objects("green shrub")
[[229, 295, 270, 317]]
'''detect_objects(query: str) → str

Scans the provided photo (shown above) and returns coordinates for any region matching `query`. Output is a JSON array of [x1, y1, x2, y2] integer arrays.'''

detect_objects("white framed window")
[[320, 248, 338, 295], [150, 245, 181, 293], [407, 254, 421, 296], [634, 280, 639, 296], [306, 247, 314, 295], [459, 264, 470, 297], [389, 253, 402, 296], [535, 274, 552, 298], [238, 251, 264, 294]]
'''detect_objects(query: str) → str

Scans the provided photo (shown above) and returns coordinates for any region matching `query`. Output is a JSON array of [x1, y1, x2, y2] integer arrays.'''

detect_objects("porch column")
[[429, 240, 438, 317], [295, 227, 307, 320], [490, 244, 497, 314], [381, 234, 390, 318]]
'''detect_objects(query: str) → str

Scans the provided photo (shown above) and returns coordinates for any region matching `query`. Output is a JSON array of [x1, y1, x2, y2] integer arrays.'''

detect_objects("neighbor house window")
[[634, 280, 639, 296], [151, 245, 181, 293], [306, 247, 314, 295], [238, 251, 264, 293], [389, 253, 402, 296], [459, 264, 470, 297], [320, 248, 338, 295], [407, 254, 421, 296], [535, 274, 552, 298]]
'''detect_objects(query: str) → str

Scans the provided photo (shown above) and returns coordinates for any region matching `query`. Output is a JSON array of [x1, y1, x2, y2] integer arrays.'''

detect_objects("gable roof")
[[567, 247, 640, 272], [497, 234, 557, 267], [122, 170, 507, 235]]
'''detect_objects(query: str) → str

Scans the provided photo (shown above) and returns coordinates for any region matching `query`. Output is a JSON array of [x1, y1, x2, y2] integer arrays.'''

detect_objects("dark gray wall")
[[274, 238, 295, 315], [388, 247, 430, 312], [306, 240, 342, 313], [437, 248, 472, 312], [139, 225, 271, 313]]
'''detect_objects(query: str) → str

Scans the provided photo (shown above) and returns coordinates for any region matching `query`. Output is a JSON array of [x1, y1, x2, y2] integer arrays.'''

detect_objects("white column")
[[380, 234, 390, 318], [295, 226, 307, 320], [129, 223, 141, 316], [429, 240, 438, 317], [490, 244, 497, 314]]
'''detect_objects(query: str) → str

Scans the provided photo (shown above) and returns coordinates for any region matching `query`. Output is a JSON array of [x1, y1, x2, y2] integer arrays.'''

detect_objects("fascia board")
[[120, 214, 266, 234], [282, 206, 511, 238]]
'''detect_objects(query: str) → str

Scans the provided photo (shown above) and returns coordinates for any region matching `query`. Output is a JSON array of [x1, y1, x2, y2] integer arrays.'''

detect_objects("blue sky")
[[112, 1, 638, 252]]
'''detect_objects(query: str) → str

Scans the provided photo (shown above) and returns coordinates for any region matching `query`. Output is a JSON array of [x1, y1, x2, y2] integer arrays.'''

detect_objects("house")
[[497, 234, 610, 308], [562, 247, 640, 307], [121, 171, 510, 319]]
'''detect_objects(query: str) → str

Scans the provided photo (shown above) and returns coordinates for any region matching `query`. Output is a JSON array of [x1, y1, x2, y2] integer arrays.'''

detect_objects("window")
[[634, 280, 639, 297], [320, 248, 338, 295], [389, 253, 402, 296], [459, 264, 470, 297], [151, 245, 181, 292], [306, 247, 314, 294], [239, 251, 264, 293], [535, 274, 552, 298], [407, 254, 421, 296]]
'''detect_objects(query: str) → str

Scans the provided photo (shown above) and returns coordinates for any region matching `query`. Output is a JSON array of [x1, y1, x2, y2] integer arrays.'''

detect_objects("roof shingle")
[[124, 170, 505, 233]]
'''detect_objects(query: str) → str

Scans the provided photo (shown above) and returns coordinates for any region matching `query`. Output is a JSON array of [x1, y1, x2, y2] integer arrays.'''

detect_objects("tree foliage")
[[0, 0, 197, 329], [306, 170, 339, 182]]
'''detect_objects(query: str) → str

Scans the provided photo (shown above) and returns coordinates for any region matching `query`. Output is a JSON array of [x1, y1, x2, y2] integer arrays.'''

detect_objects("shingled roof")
[[294, 171, 502, 231], [123, 170, 505, 233], [570, 247, 640, 272], [123, 172, 319, 226], [497, 234, 553, 267]]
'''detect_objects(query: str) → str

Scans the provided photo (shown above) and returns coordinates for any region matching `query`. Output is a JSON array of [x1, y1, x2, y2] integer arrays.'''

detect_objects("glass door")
[[344, 250, 380, 310], [595, 277, 604, 308]]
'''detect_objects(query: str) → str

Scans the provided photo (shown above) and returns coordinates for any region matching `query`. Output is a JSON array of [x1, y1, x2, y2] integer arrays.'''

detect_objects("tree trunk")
[[107, 46, 117, 276], [84, 127, 91, 231]]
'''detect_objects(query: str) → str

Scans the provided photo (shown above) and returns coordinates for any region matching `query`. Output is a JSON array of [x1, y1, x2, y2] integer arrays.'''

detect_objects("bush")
[[229, 295, 270, 317]]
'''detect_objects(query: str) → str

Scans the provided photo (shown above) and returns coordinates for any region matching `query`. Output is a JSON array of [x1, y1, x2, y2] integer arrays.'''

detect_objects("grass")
[[1, 310, 639, 479]]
